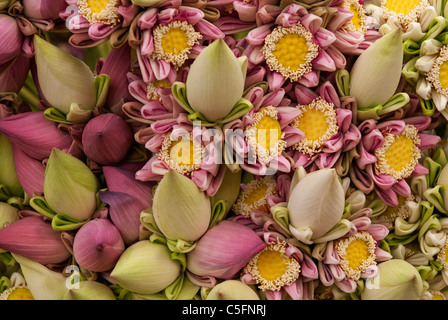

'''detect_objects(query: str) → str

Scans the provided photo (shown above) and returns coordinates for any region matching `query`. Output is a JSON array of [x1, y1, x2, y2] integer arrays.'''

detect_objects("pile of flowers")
[[1, 0, 448, 301]]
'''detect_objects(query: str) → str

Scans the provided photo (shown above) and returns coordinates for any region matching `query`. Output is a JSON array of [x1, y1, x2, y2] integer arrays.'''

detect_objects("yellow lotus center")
[[383, 135, 416, 173], [433, 293, 446, 300], [86, 0, 112, 13], [345, 239, 369, 270], [378, 195, 412, 224], [256, 249, 290, 281], [349, 4, 363, 30], [7, 287, 34, 300], [243, 184, 269, 212], [169, 140, 198, 166], [383, 0, 421, 14], [273, 33, 309, 72], [255, 114, 282, 151], [153, 79, 171, 89], [161, 28, 189, 54], [296, 106, 329, 141], [438, 60, 448, 90], [78, 0, 121, 25]]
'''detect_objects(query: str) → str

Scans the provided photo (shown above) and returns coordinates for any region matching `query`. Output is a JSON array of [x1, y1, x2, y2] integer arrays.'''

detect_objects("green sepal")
[[109, 284, 132, 300], [401, 57, 420, 86], [379, 92, 410, 115], [357, 104, 382, 121], [0, 276, 10, 294], [166, 239, 197, 254], [423, 156, 444, 188], [140, 208, 163, 236], [171, 82, 194, 114], [0, 185, 11, 202], [43, 107, 74, 125], [94, 74, 111, 109], [403, 39, 421, 56], [0, 252, 16, 267], [421, 16, 447, 42], [164, 272, 185, 300], [209, 199, 227, 229], [384, 231, 418, 247], [29, 196, 58, 219], [335, 68, 350, 97], [420, 97, 436, 117], [270, 203, 292, 237], [423, 185, 448, 214], [416, 265, 439, 282], [51, 213, 90, 231]]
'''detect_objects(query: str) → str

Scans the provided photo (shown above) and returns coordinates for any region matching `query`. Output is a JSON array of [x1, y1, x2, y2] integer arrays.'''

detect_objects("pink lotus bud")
[[186, 220, 266, 279], [22, 0, 67, 20], [0, 111, 73, 161], [0, 55, 30, 93], [73, 218, 125, 272], [82, 113, 134, 166], [0, 216, 71, 265], [12, 144, 45, 199], [0, 14, 23, 68]]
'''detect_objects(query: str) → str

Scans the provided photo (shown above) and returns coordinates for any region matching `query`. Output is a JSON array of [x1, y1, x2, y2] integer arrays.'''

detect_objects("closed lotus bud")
[[206, 280, 260, 300], [0, 134, 23, 198], [82, 113, 134, 165], [110, 241, 181, 295], [153, 170, 211, 242], [34, 35, 97, 115], [12, 253, 67, 300], [22, 0, 67, 20], [0, 216, 71, 265], [0, 14, 23, 67], [73, 219, 125, 272], [185, 38, 247, 122], [44, 149, 99, 221], [0, 55, 30, 93], [0, 111, 73, 161], [287, 169, 345, 239], [63, 280, 116, 300], [361, 259, 424, 300], [349, 28, 403, 109], [12, 144, 45, 199], [0, 202, 18, 230], [211, 167, 242, 214], [186, 220, 266, 279]]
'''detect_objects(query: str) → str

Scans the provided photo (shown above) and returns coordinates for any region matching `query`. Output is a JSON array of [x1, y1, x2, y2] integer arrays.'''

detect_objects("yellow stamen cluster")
[[340, 0, 367, 35], [427, 46, 448, 97], [147, 79, 172, 102], [263, 23, 319, 82], [374, 125, 421, 181], [232, 175, 279, 217], [374, 195, 416, 227], [436, 238, 448, 271], [151, 20, 202, 68], [0, 286, 35, 300], [335, 231, 377, 281], [244, 106, 287, 164], [428, 290, 446, 300], [380, 0, 429, 30], [291, 97, 339, 156], [78, 0, 121, 26], [244, 241, 301, 291], [158, 133, 205, 174]]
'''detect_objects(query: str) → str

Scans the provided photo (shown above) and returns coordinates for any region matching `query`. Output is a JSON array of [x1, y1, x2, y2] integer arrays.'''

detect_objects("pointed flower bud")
[[22, 0, 67, 20], [0, 14, 23, 69], [0, 216, 71, 265], [34, 35, 97, 116], [0, 202, 18, 230], [0, 134, 22, 198], [44, 149, 99, 221], [349, 28, 403, 109], [152, 170, 211, 244], [186, 220, 266, 279], [110, 241, 181, 295], [73, 219, 125, 272], [206, 280, 260, 300], [63, 280, 116, 300], [82, 113, 134, 165], [287, 168, 347, 243], [12, 144, 45, 200], [361, 259, 424, 300]]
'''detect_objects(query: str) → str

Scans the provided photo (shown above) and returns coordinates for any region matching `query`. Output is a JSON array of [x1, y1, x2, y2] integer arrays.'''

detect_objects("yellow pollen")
[[383, 0, 421, 15], [296, 107, 329, 141], [272, 33, 309, 72], [169, 140, 197, 166], [0, 287, 34, 300], [255, 114, 283, 151], [345, 239, 369, 270], [161, 28, 189, 54], [243, 184, 270, 212], [78, 0, 121, 25], [381, 0, 429, 29], [384, 136, 415, 172], [432, 293, 446, 300], [158, 134, 204, 174], [256, 249, 290, 281], [438, 60, 448, 90], [427, 46, 448, 96], [86, 0, 110, 13], [147, 79, 172, 101], [350, 5, 362, 30]]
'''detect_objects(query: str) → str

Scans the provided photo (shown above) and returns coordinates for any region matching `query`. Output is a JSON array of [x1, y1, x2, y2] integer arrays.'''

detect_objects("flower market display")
[[2, 0, 448, 303]]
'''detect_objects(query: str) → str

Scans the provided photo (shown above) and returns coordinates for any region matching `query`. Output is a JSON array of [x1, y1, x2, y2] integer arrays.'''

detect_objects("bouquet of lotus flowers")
[[2, 0, 448, 306]]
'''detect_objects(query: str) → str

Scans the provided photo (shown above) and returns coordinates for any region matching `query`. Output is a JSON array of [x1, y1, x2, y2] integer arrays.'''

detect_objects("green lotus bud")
[[185, 38, 247, 122], [211, 167, 242, 214], [361, 259, 425, 300], [153, 171, 211, 242], [350, 28, 403, 109], [0, 134, 23, 197], [44, 149, 99, 221], [206, 280, 260, 300], [34, 35, 97, 116], [0, 202, 18, 230], [63, 281, 116, 300], [110, 241, 181, 295]]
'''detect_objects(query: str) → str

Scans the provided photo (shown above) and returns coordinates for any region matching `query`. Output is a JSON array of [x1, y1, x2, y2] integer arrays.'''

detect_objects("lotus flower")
[[0, 14, 24, 72], [205, 280, 260, 300], [63, 280, 117, 300], [0, 134, 23, 198]]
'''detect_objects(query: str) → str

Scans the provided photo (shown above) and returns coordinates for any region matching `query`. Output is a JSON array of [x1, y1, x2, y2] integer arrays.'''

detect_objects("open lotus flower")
[[205, 280, 260, 300], [0, 216, 71, 265], [0, 272, 34, 300], [62, 0, 139, 49], [0, 134, 23, 199], [349, 116, 440, 207]]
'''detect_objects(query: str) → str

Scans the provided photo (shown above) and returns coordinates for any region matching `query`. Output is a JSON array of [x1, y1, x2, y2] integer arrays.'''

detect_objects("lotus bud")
[[0, 216, 71, 265], [206, 280, 260, 300], [0, 15, 23, 68], [186, 220, 266, 279], [44, 148, 99, 221], [0, 202, 18, 230], [0, 134, 23, 198], [349, 28, 403, 109], [153, 170, 211, 242], [63, 280, 116, 300], [22, 0, 67, 20], [361, 259, 425, 300], [287, 169, 345, 240], [184, 38, 246, 122], [73, 219, 125, 272], [211, 167, 242, 214], [0, 55, 30, 93], [34, 35, 97, 115], [12, 144, 45, 199], [11, 253, 67, 300], [82, 113, 134, 165], [110, 241, 181, 295], [0, 111, 73, 161]]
